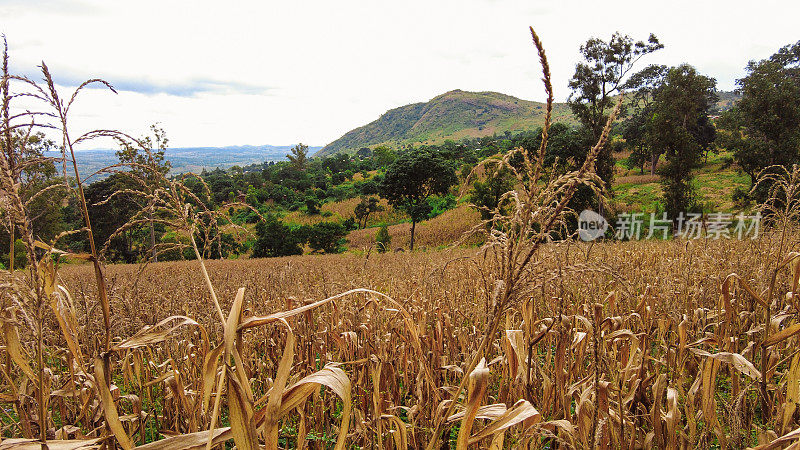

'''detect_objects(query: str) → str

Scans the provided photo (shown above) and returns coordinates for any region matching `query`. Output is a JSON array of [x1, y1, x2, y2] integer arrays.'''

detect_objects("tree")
[[372, 145, 396, 168], [718, 41, 800, 194], [354, 196, 383, 228], [646, 64, 717, 218], [356, 147, 372, 159], [471, 165, 514, 225], [513, 123, 599, 221], [116, 124, 171, 176], [304, 195, 320, 215], [379, 149, 457, 250], [116, 124, 171, 261], [82, 173, 141, 262], [286, 143, 309, 171], [0, 130, 64, 270], [622, 64, 669, 174], [568, 32, 663, 188]]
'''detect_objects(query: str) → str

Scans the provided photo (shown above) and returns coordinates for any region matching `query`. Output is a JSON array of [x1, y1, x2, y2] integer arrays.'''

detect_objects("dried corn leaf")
[[112, 316, 205, 351], [227, 371, 259, 450], [94, 357, 133, 450], [0, 438, 103, 449], [260, 365, 352, 450], [264, 323, 295, 448], [382, 414, 408, 450], [1, 322, 36, 381], [750, 425, 800, 450], [692, 349, 761, 380], [201, 344, 223, 413], [135, 427, 232, 450], [763, 323, 800, 348], [457, 357, 489, 450], [468, 399, 541, 444]]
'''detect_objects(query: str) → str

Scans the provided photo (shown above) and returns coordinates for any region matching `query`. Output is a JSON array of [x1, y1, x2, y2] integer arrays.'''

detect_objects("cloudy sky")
[[2, 0, 797, 148]]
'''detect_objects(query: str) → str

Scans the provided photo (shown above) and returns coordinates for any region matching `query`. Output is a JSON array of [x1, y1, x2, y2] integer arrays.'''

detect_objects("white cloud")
[[2, 0, 797, 147]]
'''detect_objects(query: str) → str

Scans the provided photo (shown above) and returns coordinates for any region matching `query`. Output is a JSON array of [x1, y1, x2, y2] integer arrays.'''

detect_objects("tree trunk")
[[409, 220, 416, 251], [639, 156, 645, 174], [650, 151, 659, 175]]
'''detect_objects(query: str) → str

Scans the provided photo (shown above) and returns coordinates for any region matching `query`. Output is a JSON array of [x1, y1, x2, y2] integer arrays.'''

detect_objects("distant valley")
[[48, 145, 323, 180]]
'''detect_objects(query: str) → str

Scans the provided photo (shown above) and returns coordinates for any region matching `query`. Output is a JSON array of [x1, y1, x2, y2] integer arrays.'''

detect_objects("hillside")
[[714, 90, 742, 113], [317, 89, 576, 156]]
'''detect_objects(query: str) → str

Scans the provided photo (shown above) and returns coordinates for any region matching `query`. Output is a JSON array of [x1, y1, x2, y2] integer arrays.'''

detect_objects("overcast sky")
[[2, 0, 797, 148]]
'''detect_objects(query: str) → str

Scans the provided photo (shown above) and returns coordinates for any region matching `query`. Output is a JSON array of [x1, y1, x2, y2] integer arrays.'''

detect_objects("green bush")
[[0, 239, 28, 270], [302, 222, 347, 254], [375, 225, 391, 253], [158, 231, 195, 261], [304, 196, 320, 215], [427, 194, 456, 219], [252, 215, 303, 258]]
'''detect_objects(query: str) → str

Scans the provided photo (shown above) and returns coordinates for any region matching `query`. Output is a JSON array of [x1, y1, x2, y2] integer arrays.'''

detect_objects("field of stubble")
[[35, 232, 800, 449]]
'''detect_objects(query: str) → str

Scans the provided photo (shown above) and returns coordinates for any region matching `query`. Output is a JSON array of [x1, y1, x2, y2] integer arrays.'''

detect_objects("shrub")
[[356, 178, 377, 195], [303, 221, 347, 254], [252, 215, 303, 258], [304, 196, 321, 215], [158, 231, 194, 261], [375, 225, 391, 252], [343, 217, 357, 231], [428, 194, 457, 219]]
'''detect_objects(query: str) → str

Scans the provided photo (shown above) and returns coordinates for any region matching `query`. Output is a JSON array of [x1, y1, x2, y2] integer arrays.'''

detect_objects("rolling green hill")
[[317, 89, 576, 156]]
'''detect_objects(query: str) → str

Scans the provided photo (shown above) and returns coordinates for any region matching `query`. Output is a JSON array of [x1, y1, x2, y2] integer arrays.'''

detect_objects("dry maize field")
[[1, 233, 800, 449]]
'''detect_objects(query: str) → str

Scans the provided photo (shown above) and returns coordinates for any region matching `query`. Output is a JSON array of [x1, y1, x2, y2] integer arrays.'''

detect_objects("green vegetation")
[[568, 31, 664, 190], [379, 148, 458, 250], [375, 224, 391, 252]]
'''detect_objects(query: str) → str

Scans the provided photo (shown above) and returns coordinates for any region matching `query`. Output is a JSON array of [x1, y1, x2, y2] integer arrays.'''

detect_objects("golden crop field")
[[6, 233, 800, 449], [284, 197, 408, 229], [345, 204, 482, 251]]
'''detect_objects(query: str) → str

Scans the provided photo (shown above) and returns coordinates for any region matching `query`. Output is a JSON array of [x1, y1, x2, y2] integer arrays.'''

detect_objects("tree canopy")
[[648, 64, 717, 217], [568, 32, 663, 191], [718, 40, 800, 193], [380, 149, 457, 250]]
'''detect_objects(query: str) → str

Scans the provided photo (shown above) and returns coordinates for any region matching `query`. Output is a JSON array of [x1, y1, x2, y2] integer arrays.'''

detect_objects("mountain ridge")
[[317, 89, 576, 156]]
